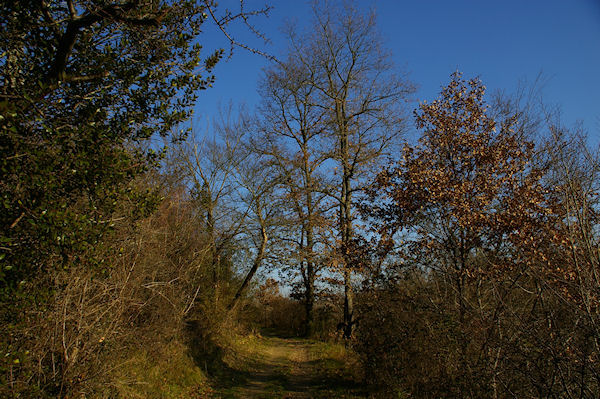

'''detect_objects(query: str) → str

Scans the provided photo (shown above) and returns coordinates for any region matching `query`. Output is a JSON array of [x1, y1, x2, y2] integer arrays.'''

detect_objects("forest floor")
[[205, 331, 368, 398]]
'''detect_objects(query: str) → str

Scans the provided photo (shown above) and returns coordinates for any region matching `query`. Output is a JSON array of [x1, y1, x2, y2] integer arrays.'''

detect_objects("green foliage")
[[0, 1, 226, 395], [0, 0, 220, 294]]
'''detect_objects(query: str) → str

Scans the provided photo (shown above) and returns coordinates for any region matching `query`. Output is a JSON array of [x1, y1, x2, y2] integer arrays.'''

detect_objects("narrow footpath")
[[207, 333, 367, 398]]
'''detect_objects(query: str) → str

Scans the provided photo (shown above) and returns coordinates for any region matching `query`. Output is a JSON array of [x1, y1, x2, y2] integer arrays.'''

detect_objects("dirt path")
[[208, 334, 366, 398]]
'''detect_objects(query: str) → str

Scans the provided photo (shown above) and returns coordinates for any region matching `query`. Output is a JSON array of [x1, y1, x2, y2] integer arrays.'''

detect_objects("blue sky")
[[195, 0, 600, 146]]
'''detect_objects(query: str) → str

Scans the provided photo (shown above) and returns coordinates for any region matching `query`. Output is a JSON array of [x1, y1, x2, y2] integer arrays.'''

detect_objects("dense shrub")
[[0, 187, 242, 396], [355, 269, 600, 398]]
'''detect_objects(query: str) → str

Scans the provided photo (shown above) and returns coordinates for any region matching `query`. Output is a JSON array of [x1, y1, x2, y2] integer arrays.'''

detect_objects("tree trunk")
[[339, 113, 354, 338], [304, 264, 315, 337], [302, 138, 317, 337], [228, 227, 268, 311], [342, 268, 354, 339]]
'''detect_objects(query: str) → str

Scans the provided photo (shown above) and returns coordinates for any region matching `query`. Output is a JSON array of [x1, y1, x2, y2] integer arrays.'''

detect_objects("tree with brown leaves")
[[362, 73, 566, 395]]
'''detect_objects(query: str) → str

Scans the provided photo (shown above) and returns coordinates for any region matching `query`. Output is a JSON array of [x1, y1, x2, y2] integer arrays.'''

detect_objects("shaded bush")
[[355, 269, 600, 398], [0, 187, 241, 397]]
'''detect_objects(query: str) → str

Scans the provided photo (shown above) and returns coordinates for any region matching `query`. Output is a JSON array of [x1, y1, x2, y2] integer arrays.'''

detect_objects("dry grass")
[[111, 340, 212, 399]]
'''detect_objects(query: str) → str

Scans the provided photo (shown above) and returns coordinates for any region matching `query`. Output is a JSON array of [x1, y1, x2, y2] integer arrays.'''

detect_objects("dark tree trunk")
[[228, 227, 268, 311]]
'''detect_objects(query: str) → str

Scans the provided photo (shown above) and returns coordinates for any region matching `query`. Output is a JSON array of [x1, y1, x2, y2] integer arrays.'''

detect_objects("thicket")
[[355, 75, 600, 398]]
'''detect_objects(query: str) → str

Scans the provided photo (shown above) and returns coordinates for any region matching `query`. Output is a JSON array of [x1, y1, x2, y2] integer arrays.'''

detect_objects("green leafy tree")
[[0, 0, 223, 294]]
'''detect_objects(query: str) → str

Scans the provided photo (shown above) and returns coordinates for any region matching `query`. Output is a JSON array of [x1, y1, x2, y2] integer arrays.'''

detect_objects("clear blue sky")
[[195, 0, 600, 146]]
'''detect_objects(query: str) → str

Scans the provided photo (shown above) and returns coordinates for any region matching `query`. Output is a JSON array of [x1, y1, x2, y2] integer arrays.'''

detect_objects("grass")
[[207, 330, 367, 398], [106, 330, 366, 398], [111, 340, 213, 399]]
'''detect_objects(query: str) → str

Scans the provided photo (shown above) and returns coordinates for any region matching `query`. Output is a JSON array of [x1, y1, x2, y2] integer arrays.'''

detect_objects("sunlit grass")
[[112, 341, 212, 399]]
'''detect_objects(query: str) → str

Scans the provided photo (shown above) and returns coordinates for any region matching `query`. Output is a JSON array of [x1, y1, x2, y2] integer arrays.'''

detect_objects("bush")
[[355, 269, 600, 398]]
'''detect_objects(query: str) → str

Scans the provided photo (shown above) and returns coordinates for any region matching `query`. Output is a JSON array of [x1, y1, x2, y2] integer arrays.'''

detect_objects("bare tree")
[[173, 111, 251, 306], [228, 148, 283, 311], [254, 54, 332, 335], [282, 0, 414, 337]]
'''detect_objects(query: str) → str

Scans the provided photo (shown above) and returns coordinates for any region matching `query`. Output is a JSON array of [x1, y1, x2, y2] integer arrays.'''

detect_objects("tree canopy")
[[1, 0, 228, 293]]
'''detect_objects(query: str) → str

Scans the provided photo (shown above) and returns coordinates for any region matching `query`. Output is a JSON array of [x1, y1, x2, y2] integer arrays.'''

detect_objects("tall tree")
[[228, 147, 283, 311], [256, 56, 330, 336], [363, 73, 561, 392], [368, 72, 553, 313], [287, 0, 414, 337], [174, 114, 251, 306]]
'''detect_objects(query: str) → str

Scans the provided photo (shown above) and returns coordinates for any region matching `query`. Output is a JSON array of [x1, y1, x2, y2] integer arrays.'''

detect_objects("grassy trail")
[[207, 333, 366, 398]]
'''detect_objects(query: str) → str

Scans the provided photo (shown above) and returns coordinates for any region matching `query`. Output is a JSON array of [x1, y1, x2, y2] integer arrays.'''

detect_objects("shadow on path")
[[190, 328, 367, 398]]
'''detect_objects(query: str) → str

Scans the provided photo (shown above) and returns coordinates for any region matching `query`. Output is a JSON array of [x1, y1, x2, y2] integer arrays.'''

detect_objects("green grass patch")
[[112, 341, 213, 398]]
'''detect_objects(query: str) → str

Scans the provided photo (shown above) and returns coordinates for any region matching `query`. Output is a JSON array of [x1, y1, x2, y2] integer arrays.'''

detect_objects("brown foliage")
[[1, 187, 235, 396], [357, 73, 600, 397]]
